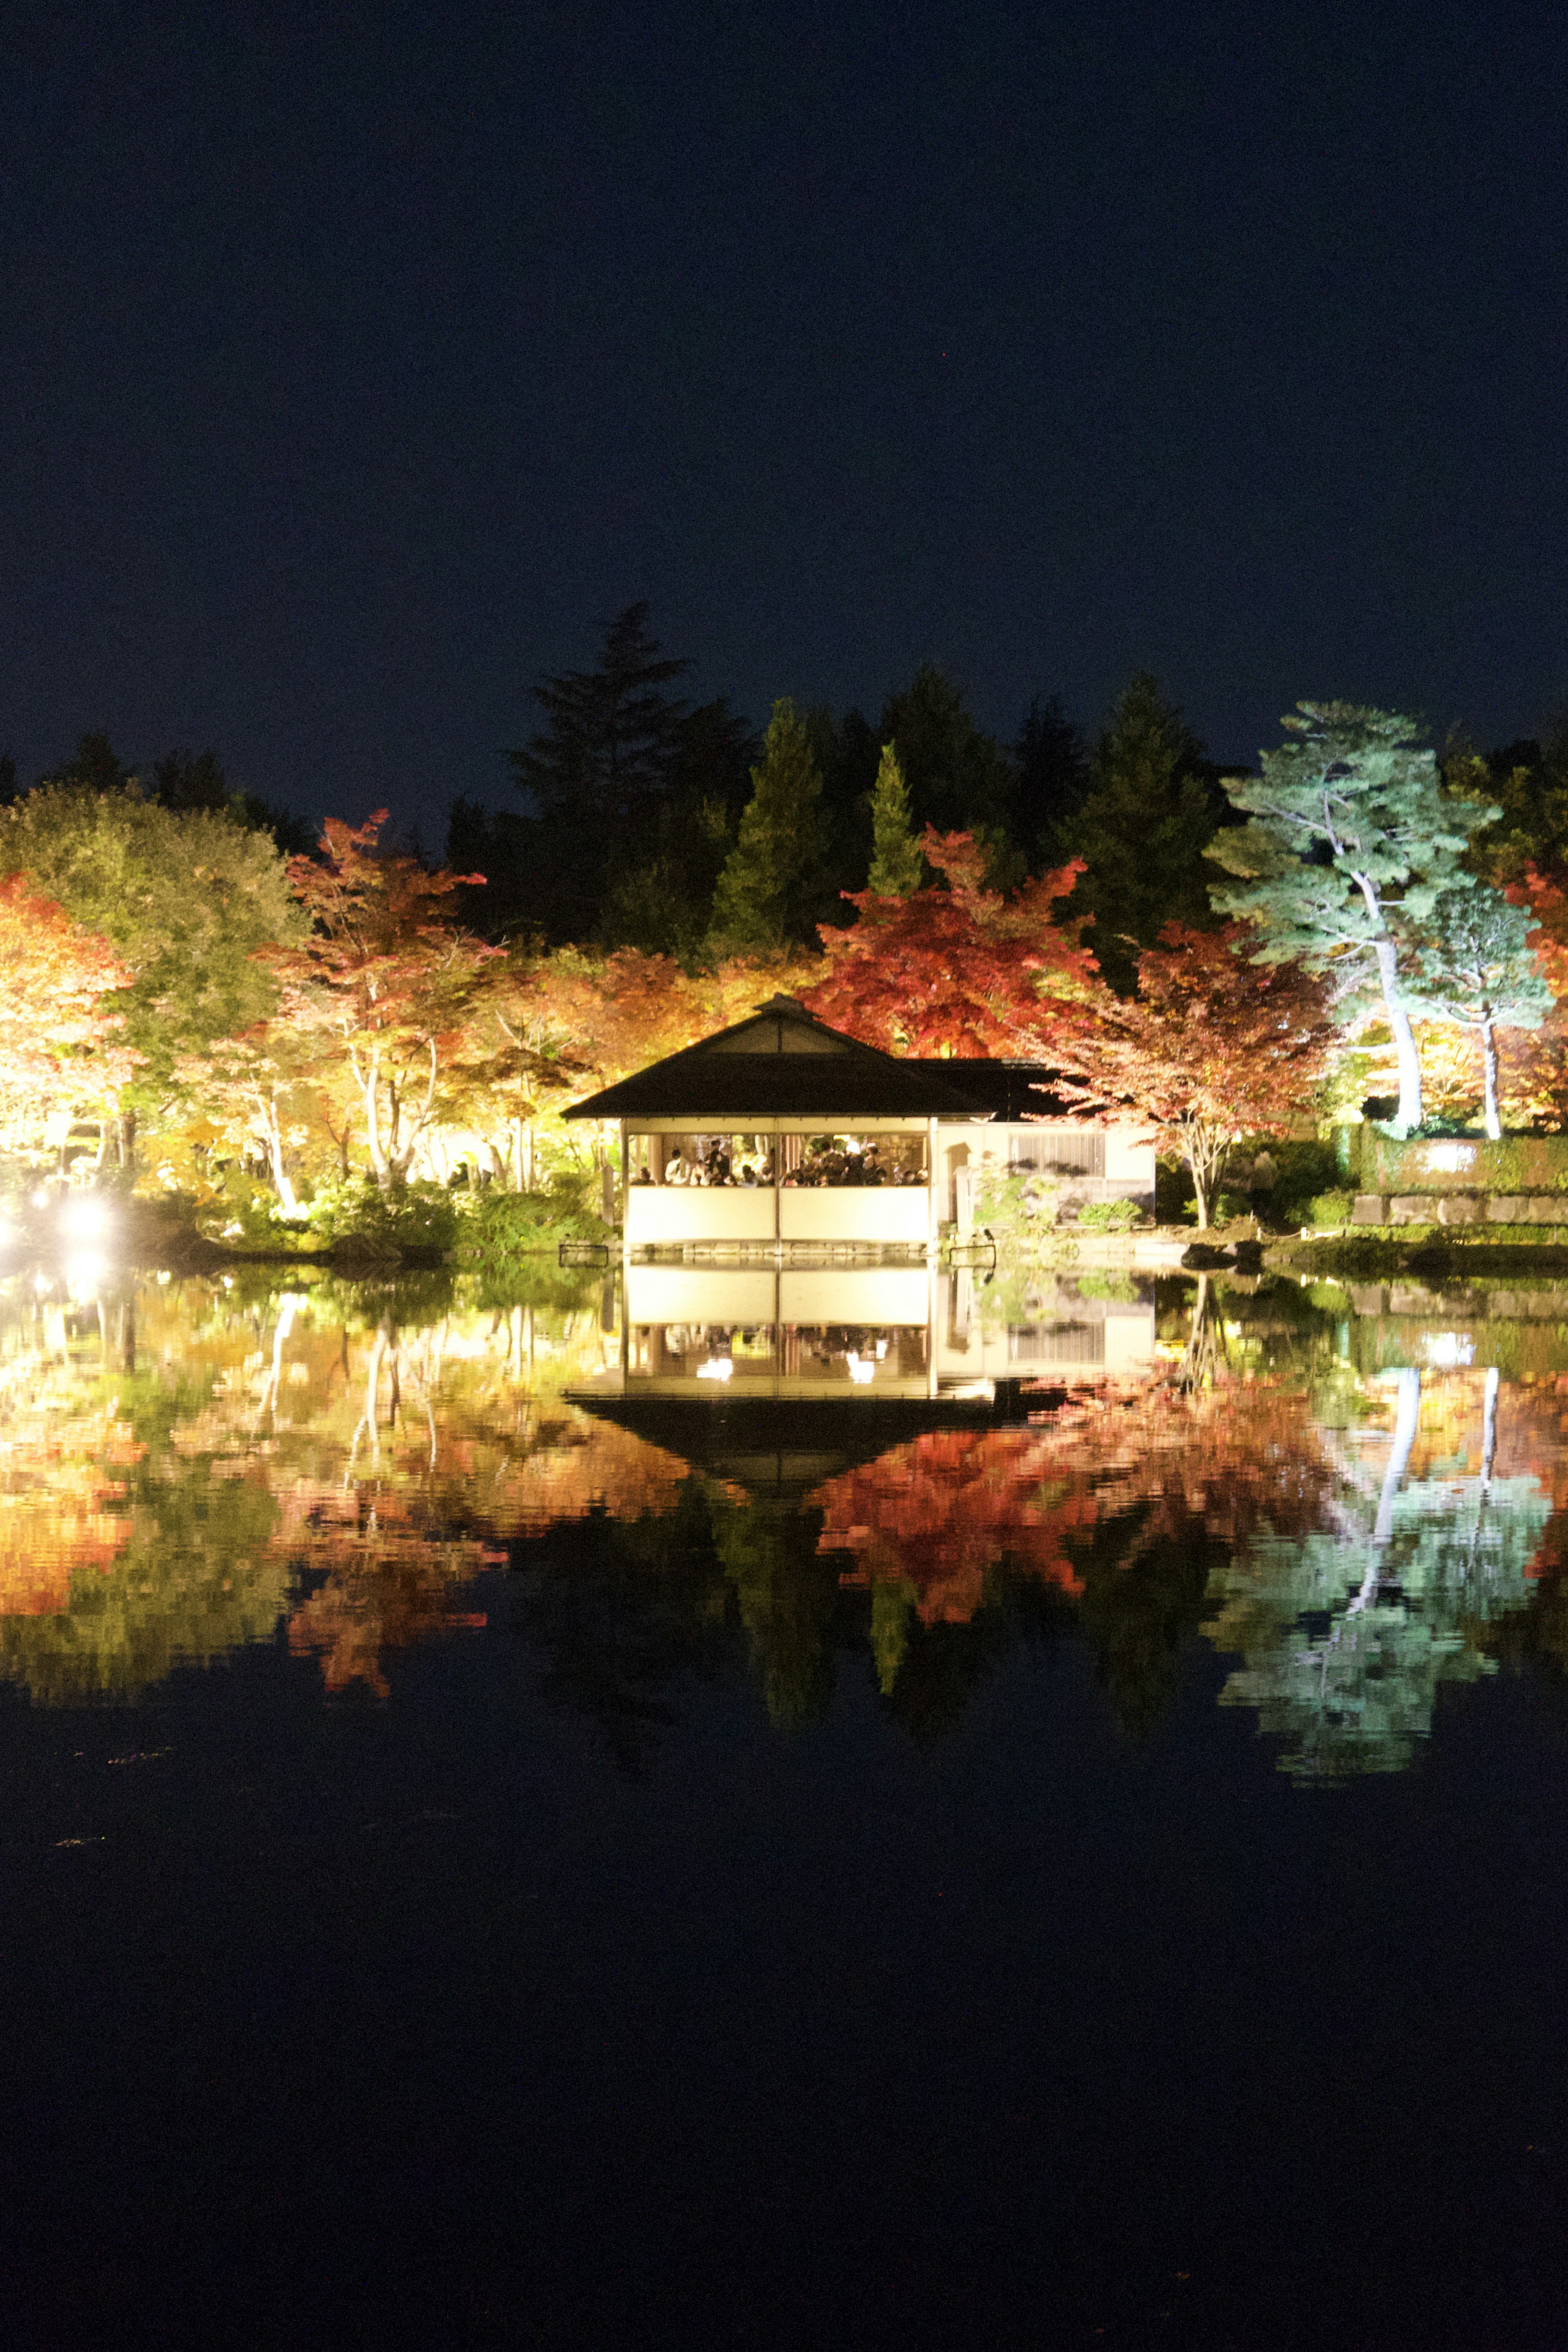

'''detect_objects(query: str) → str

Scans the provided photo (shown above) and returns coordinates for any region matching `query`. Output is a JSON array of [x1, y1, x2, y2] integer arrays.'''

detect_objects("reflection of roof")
[[569, 1387, 1014, 1493], [564, 996, 994, 1122]]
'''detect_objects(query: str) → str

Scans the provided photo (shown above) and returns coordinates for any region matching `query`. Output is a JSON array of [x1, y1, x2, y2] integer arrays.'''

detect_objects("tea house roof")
[[563, 997, 997, 1123]]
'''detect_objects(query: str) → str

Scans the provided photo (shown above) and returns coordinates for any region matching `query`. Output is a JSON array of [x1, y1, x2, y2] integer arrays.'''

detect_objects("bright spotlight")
[[63, 1199, 107, 1238], [696, 1357, 734, 1382]]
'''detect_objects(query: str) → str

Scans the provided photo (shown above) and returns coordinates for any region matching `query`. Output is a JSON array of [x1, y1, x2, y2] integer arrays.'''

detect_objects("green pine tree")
[[1404, 886, 1552, 1138], [866, 742, 924, 896], [1208, 703, 1499, 1135], [708, 699, 831, 951], [1056, 675, 1218, 993]]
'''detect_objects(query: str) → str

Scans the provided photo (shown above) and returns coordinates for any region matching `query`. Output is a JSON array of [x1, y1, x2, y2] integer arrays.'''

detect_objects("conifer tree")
[[1405, 887, 1551, 1138], [1057, 675, 1218, 993], [708, 700, 831, 951], [866, 742, 924, 896], [1209, 704, 1497, 1135]]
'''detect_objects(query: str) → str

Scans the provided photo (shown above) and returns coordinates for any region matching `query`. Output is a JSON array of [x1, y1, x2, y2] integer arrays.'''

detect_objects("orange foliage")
[[815, 1377, 1343, 1626], [815, 1427, 1093, 1622]]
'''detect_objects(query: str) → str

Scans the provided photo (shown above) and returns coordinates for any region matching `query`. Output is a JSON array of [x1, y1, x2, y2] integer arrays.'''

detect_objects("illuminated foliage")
[[708, 698, 833, 952], [1059, 922, 1334, 1227], [865, 742, 924, 898], [1209, 703, 1494, 1133], [0, 782, 302, 1116], [1404, 888, 1552, 1138], [804, 827, 1102, 1057], [266, 813, 501, 1192], [0, 874, 137, 1136]]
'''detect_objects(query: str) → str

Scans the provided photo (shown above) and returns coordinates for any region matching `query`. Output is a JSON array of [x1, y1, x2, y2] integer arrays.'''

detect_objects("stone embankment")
[[1349, 1193, 1568, 1228]]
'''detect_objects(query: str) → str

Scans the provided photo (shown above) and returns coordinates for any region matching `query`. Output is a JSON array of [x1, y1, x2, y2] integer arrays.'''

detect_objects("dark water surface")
[[4, 1261, 1568, 2350]]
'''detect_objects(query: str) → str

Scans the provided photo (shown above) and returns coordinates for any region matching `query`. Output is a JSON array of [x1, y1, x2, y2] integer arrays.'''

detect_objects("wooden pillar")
[[927, 1118, 939, 1258], [619, 1120, 629, 1257]]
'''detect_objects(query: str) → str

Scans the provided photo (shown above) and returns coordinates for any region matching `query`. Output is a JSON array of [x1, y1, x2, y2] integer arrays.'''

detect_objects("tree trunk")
[[1370, 934, 1423, 1133], [1480, 1016, 1502, 1140], [1185, 1120, 1226, 1229]]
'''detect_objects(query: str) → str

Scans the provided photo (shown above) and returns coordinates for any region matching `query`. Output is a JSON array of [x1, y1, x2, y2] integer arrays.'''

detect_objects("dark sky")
[[2, 0, 1565, 837]]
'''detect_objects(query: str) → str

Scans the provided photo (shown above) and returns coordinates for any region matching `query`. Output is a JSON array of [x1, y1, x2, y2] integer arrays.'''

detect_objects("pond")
[[6, 1257, 1568, 2348]]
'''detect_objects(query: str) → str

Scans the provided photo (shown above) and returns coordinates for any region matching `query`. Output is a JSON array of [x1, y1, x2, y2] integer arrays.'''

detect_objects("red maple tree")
[[1494, 864, 1568, 1128], [801, 828, 1103, 1057], [1058, 922, 1334, 1226], [266, 813, 501, 1190]]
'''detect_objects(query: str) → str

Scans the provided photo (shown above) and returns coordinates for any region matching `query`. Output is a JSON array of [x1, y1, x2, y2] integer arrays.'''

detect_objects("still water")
[[5, 1258, 1568, 2347]]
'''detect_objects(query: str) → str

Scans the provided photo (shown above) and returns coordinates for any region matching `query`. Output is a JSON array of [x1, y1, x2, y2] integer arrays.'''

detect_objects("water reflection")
[[7, 1257, 1568, 1777]]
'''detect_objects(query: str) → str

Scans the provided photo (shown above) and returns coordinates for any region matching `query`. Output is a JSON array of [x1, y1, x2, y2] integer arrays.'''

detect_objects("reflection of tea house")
[[564, 994, 1156, 1256]]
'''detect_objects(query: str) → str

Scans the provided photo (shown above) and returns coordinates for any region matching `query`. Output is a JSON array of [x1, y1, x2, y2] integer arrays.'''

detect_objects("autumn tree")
[[803, 826, 1102, 1058], [866, 742, 924, 897], [266, 813, 499, 1192], [0, 875, 136, 1142], [1208, 703, 1494, 1133], [708, 699, 833, 951], [1060, 922, 1334, 1227], [0, 782, 302, 1147], [450, 941, 825, 1188]]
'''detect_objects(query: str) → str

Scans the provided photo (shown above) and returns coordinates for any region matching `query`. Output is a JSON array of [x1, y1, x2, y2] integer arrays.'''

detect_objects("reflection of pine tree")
[[711, 1497, 839, 1729], [1210, 1370, 1550, 1778], [511, 1477, 731, 1775]]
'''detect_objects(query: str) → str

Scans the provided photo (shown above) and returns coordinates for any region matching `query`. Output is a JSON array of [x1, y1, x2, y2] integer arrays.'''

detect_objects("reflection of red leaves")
[[815, 1428, 1092, 1623], [816, 1381, 1346, 1627]]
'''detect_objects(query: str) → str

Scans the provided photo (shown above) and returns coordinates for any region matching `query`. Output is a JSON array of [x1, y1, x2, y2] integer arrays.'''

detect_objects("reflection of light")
[[30, 1188, 49, 1210], [1423, 1331, 1475, 1368], [846, 1355, 875, 1384], [1425, 1142, 1476, 1173], [63, 1199, 107, 1237], [696, 1358, 734, 1381], [65, 1252, 105, 1296]]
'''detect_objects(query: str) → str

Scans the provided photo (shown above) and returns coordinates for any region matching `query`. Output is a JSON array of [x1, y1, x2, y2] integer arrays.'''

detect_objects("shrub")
[[452, 1174, 614, 1267], [1307, 1190, 1354, 1228], [1075, 1198, 1142, 1233], [303, 1176, 461, 1258]]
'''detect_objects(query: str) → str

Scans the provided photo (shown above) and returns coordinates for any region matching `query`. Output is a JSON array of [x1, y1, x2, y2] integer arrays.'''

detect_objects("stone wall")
[[1358, 1129, 1568, 1198], [1349, 1192, 1568, 1228]]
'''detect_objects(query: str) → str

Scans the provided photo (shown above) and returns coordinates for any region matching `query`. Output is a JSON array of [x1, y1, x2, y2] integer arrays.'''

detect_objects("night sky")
[[2, 0, 1565, 837]]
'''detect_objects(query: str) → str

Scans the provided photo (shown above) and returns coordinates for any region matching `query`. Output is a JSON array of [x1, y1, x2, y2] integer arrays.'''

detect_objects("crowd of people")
[[633, 1136, 928, 1188]]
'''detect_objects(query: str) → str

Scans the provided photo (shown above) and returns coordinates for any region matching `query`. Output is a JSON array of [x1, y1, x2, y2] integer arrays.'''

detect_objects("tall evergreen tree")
[[42, 732, 132, 794], [866, 743, 923, 896], [1056, 676, 1219, 993], [708, 699, 831, 951], [1209, 703, 1497, 1134], [879, 665, 1018, 851], [508, 603, 692, 831], [1016, 693, 1087, 852]]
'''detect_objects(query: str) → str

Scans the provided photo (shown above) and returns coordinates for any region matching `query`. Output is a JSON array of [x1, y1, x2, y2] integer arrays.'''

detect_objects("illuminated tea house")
[[565, 993, 1156, 1256], [565, 999, 1157, 1401]]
